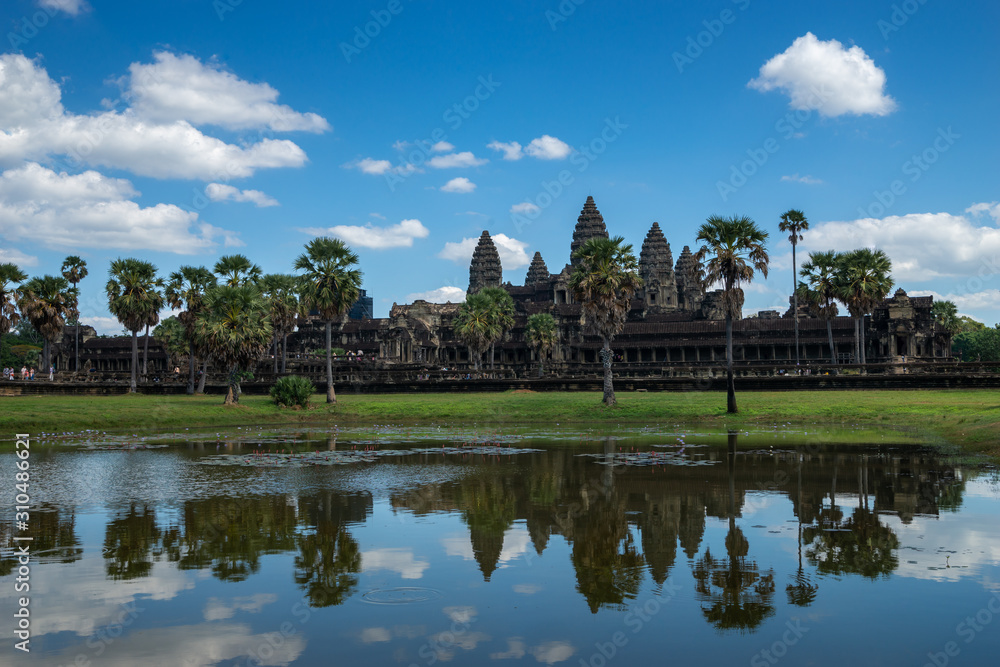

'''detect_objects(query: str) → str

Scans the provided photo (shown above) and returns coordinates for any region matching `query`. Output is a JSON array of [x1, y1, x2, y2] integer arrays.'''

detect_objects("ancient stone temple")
[[299, 196, 949, 371], [468, 230, 503, 294]]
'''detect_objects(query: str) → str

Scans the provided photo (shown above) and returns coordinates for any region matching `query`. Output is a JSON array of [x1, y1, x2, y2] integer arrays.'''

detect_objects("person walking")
[[49, 365, 54, 381]]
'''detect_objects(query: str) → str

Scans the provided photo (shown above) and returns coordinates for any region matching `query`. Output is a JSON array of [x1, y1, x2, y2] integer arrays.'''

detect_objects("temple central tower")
[[468, 230, 503, 294], [570, 196, 609, 266]]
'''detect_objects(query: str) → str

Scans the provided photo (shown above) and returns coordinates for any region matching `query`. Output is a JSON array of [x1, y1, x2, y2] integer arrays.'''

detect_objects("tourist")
[[49, 365, 54, 381], [30, 367, 35, 380], [21, 366, 26, 380]]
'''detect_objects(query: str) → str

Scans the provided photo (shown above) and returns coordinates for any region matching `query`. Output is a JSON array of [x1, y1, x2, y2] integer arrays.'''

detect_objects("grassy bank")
[[2, 389, 998, 458]]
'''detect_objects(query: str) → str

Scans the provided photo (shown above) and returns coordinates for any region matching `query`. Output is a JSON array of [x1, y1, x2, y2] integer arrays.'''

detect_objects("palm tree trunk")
[[197, 359, 208, 393], [187, 340, 196, 395], [490, 344, 495, 370], [281, 333, 288, 373], [726, 314, 737, 413], [826, 319, 836, 365], [792, 242, 799, 365], [74, 322, 80, 373], [860, 316, 867, 366], [853, 318, 860, 364], [42, 340, 50, 373], [272, 335, 278, 374], [224, 369, 237, 405], [325, 319, 335, 404], [142, 324, 150, 378], [130, 331, 138, 392], [601, 336, 616, 406]]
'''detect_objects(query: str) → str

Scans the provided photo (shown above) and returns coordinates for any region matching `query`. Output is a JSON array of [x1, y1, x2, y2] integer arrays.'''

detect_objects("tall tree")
[[195, 284, 272, 405], [478, 286, 515, 370], [696, 215, 769, 414], [60, 256, 88, 372], [568, 236, 643, 406], [778, 210, 809, 365], [18, 275, 73, 372], [165, 266, 217, 394], [106, 258, 162, 392], [931, 300, 961, 335], [525, 313, 559, 378], [836, 249, 893, 364], [214, 254, 262, 287], [454, 291, 500, 374], [294, 237, 362, 404], [259, 274, 300, 374], [152, 316, 188, 368], [799, 250, 841, 364], [0, 263, 29, 336]]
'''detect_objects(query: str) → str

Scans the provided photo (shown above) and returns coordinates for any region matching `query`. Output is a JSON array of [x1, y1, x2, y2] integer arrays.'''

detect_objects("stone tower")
[[570, 196, 609, 266], [468, 230, 503, 294], [525, 251, 550, 287], [639, 222, 678, 311], [674, 245, 704, 313]]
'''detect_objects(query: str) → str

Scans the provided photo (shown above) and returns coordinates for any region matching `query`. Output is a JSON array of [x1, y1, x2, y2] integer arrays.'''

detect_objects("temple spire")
[[468, 230, 503, 294], [570, 196, 609, 266], [525, 251, 549, 286]]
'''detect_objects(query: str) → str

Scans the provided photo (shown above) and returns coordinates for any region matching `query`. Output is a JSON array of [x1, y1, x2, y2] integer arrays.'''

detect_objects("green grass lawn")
[[2, 389, 998, 458]]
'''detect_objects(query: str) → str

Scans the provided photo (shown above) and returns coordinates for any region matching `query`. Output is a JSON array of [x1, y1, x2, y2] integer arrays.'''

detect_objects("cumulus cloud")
[[441, 177, 476, 193], [362, 548, 430, 580], [431, 141, 454, 152], [967, 201, 1000, 223], [80, 316, 124, 336], [405, 286, 467, 303], [800, 208, 1000, 284], [488, 140, 523, 160], [510, 202, 540, 216], [525, 135, 572, 160], [438, 233, 530, 269], [0, 247, 37, 267], [428, 151, 488, 169], [345, 157, 391, 175], [748, 33, 896, 117], [37, 0, 89, 15], [202, 594, 277, 622], [531, 641, 576, 664], [205, 183, 278, 207], [909, 289, 1000, 315], [781, 173, 823, 185], [0, 163, 238, 253], [126, 52, 329, 132], [300, 218, 429, 249], [0, 53, 311, 179]]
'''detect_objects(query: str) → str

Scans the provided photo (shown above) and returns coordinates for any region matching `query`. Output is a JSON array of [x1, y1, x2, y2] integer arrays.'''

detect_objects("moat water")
[[2, 425, 999, 666]]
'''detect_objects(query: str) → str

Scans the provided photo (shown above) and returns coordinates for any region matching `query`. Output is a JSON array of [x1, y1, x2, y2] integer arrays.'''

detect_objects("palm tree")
[[525, 313, 558, 377], [214, 254, 262, 287], [195, 284, 272, 405], [18, 275, 73, 372], [798, 250, 841, 364], [259, 274, 300, 374], [931, 300, 960, 335], [778, 210, 808, 365], [106, 258, 162, 392], [165, 266, 217, 394], [60, 256, 88, 372], [568, 236, 643, 406], [0, 263, 29, 336], [152, 316, 188, 368], [696, 215, 769, 414], [294, 237, 362, 404], [454, 291, 501, 374], [836, 249, 893, 365], [478, 286, 515, 370]]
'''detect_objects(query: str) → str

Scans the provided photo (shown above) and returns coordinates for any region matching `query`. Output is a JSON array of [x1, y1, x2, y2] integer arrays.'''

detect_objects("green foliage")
[[931, 300, 960, 335], [270, 375, 316, 408], [153, 316, 188, 364], [454, 291, 502, 371], [953, 326, 1000, 361], [0, 262, 29, 336]]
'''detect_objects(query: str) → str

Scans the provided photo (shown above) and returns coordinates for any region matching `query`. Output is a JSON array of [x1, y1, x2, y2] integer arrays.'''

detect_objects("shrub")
[[270, 375, 316, 408]]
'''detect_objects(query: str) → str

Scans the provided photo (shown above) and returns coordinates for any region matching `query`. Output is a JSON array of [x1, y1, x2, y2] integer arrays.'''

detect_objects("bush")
[[270, 375, 316, 408]]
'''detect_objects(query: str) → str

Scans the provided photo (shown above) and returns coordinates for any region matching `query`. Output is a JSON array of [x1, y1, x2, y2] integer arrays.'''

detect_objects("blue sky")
[[2, 0, 998, 333]]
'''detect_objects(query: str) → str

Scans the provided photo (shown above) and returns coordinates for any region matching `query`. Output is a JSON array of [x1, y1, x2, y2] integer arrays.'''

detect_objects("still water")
[[2, 425, 999, 666]]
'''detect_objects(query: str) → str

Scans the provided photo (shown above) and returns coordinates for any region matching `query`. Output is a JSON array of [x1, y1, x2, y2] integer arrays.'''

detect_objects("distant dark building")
[[349, 289, 373, 320]]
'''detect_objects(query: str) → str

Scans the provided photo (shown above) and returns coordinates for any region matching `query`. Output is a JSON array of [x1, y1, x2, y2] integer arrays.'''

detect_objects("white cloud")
[[205, 183, 279, 207], [428, 151, 488, 169], [488, 140, 523, 160], [441, 177, 476, 193], [800, 208, 1000, 283], [126, 52, 329, 132], [405, 286, 467, 303], [910, 289, 1000, 314], [531, 641, 576, 664], [0, 247, 38, 267], [510, 202, 540, 216], [0, 53, 310, 180], [80, 316, 123, 335], [525, 135, 572, 160], [300, 218, 429, 249], [347, 157, 392, 175], [37, 0, 89, 16], [491, 638, 527, 660], [362, 548, 430, 580], [438, 233, 531, 269], [0, 163, 238, 253], [748, 32, 896, 117], [360, 627, 392, 643], [781, 174, 823, 185], [967, 201, 1000, 224], [202, 594, 277, 622], [513, 584, 542, 595], [431, 141, 454, 152]]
